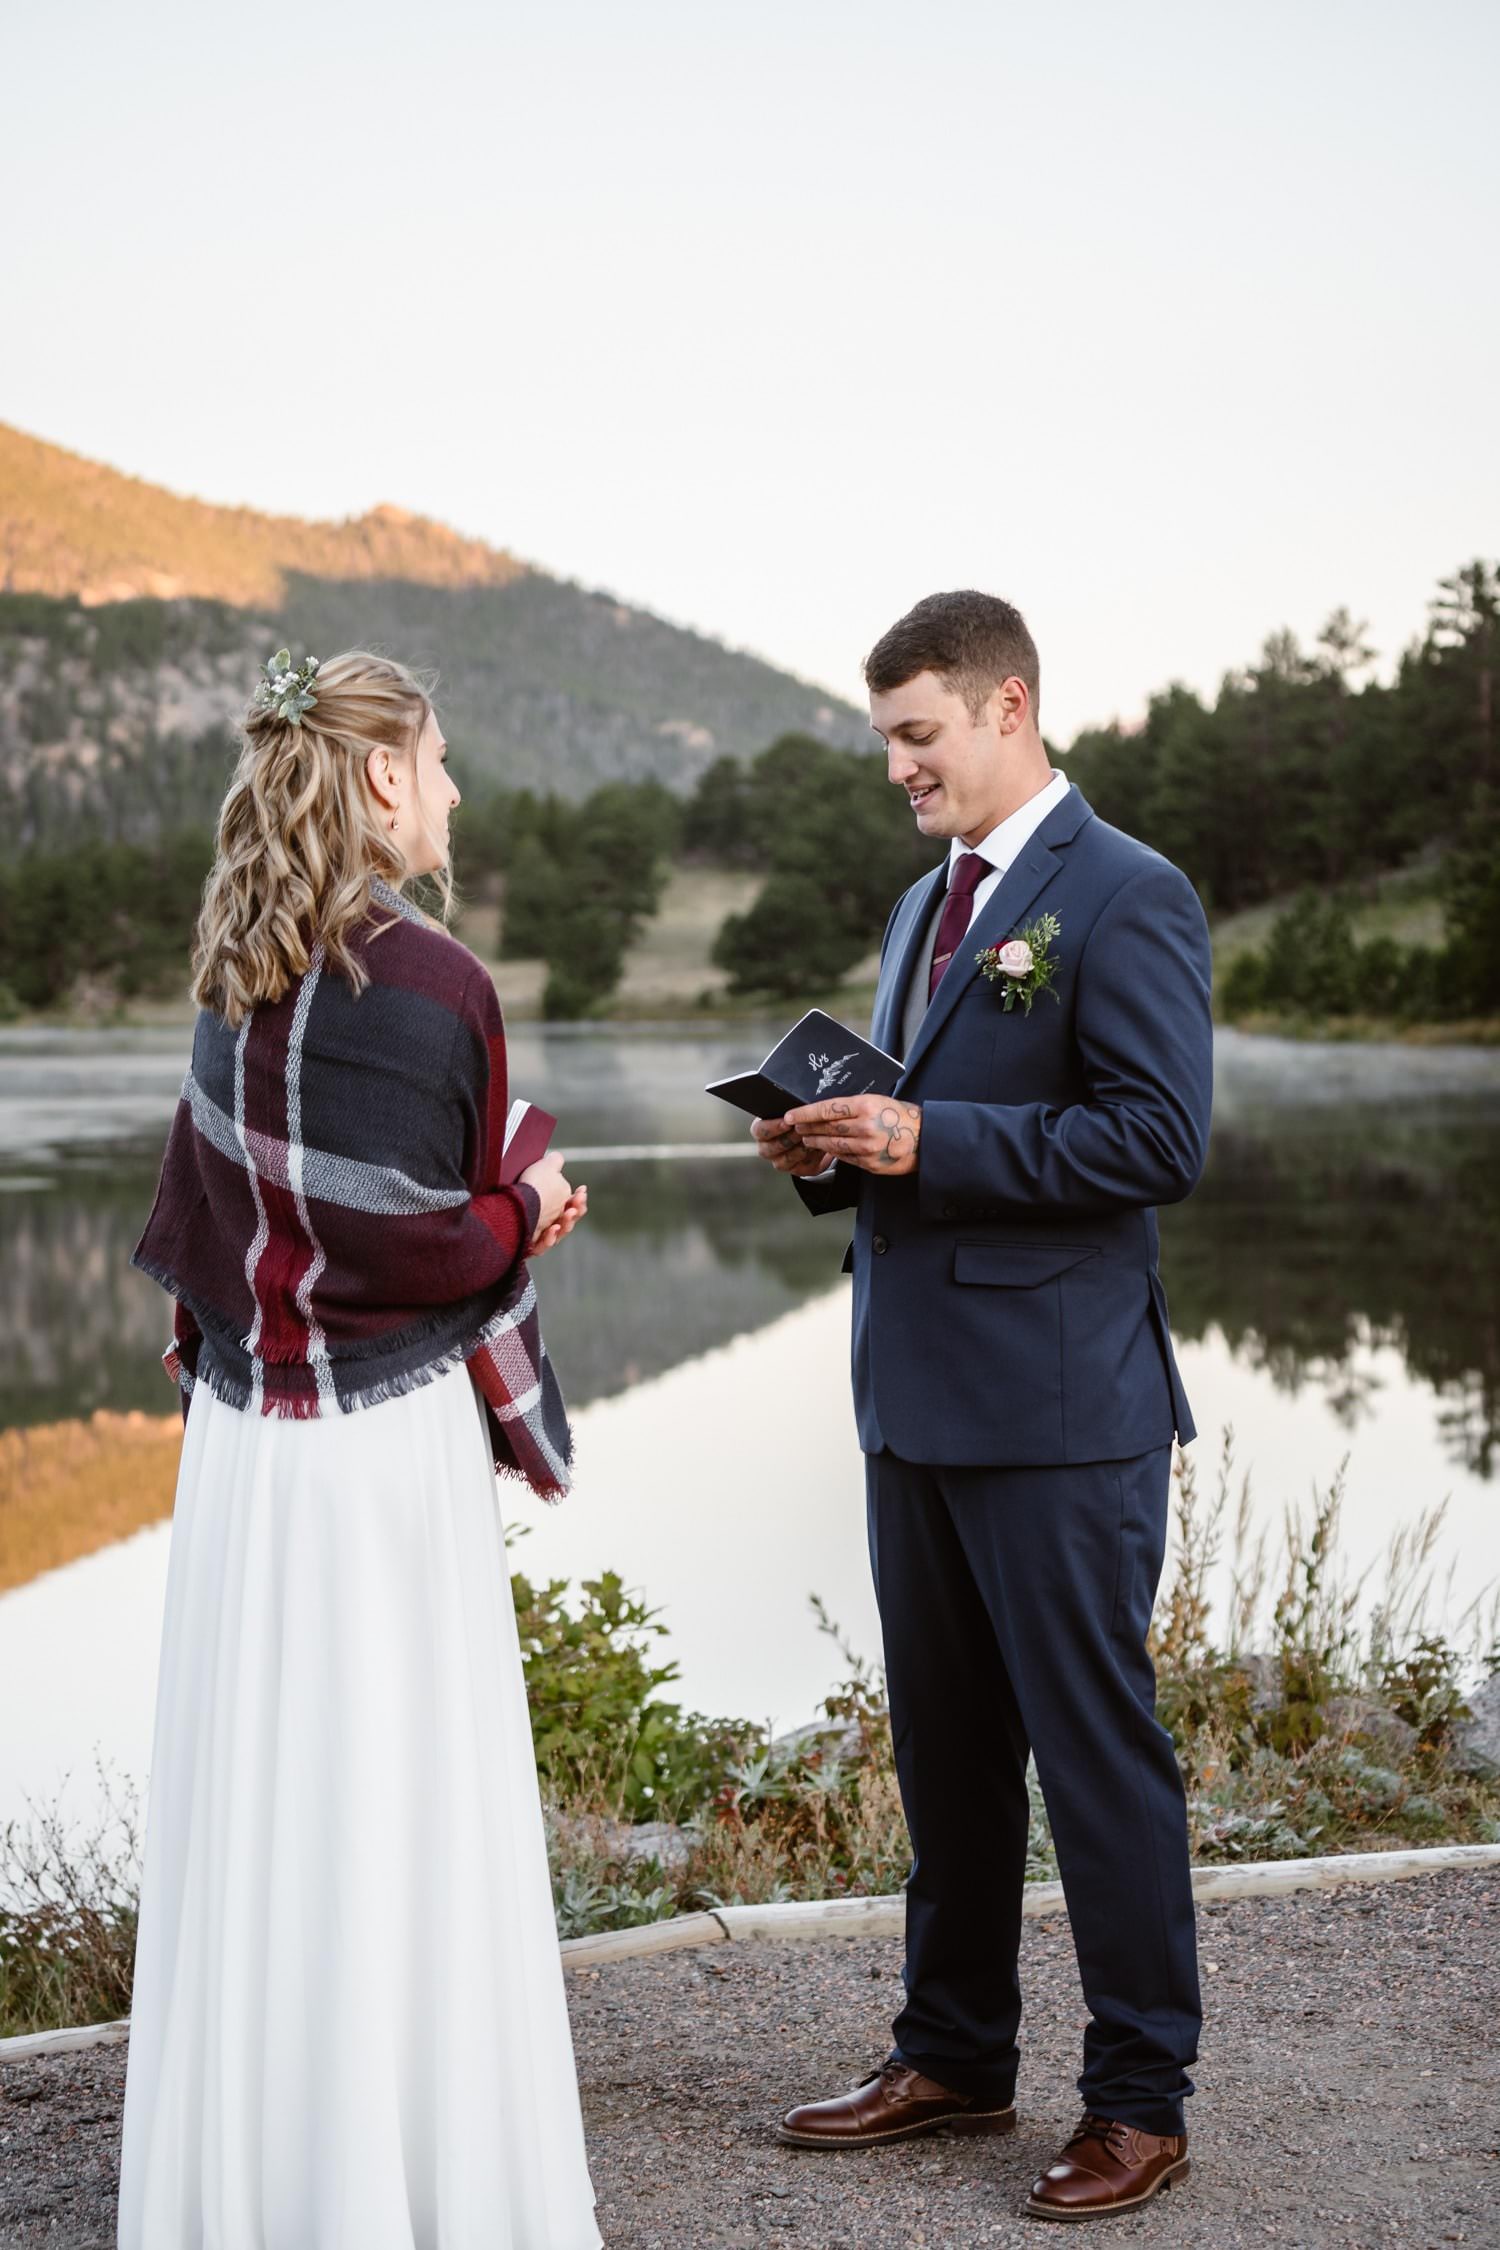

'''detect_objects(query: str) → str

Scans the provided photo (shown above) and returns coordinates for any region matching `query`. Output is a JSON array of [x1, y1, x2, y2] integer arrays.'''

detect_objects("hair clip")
[[252, 648, 321, 726]]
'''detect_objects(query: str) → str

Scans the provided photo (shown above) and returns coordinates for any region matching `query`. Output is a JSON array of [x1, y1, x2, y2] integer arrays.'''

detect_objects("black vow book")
[[704, 1009, 901, 1121]]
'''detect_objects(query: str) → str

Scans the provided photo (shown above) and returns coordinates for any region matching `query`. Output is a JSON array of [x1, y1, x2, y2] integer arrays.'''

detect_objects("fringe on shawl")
[[134, 1247, 573, 1497]]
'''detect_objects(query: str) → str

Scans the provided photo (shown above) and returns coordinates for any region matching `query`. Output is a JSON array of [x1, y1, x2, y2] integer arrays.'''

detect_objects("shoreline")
[[5, 991, 1500, 1047]]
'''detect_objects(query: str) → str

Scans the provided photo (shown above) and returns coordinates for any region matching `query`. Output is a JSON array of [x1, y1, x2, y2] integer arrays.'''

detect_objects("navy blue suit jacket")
[[795, 784, 1213, 1466]]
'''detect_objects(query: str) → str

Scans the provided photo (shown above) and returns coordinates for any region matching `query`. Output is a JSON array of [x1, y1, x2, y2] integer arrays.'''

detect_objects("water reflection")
[[4, 1025, 1499, 1835], [1, 1027, 1497, 1476], [1159, 1108, 1500, 1475]]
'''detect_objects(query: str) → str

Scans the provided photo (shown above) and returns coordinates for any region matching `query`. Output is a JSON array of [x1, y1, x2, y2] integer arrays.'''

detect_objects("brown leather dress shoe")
[[1025, 2112, 1189, 2220], [778, 2059, 1017, 2149]]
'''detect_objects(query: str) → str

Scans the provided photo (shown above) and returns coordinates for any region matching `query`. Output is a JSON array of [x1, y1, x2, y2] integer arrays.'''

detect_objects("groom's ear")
[[989, 675, 1032, 738]]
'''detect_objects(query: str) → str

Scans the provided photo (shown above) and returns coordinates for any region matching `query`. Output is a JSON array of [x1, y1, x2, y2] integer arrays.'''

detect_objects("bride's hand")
[[528, 1183, 588, 1257], [520, 1150, 571, 1234]]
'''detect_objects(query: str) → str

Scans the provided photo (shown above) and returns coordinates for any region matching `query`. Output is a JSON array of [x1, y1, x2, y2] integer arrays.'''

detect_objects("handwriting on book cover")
[[810, 1050, 860, 1096]]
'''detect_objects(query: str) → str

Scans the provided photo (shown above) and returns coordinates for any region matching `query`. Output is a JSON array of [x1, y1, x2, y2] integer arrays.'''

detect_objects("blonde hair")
[[191, 649, 456, 1026]]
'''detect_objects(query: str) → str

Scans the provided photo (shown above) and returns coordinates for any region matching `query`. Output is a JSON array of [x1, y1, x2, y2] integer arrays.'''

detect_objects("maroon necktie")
[[928, 851, 989, 1001]]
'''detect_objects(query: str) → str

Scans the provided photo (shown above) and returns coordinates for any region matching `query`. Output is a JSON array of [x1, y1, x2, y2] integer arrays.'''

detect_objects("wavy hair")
[[191, 649, 456, 1026]]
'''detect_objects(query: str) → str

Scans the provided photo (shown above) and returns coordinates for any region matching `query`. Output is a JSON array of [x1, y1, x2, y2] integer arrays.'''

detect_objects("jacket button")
[[872, 1234, 889, 1255], [942, 1202, 958, 1220]]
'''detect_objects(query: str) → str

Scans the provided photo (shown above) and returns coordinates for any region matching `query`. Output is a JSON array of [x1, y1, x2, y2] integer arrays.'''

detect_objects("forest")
[[0, 561, 1495, 1028]]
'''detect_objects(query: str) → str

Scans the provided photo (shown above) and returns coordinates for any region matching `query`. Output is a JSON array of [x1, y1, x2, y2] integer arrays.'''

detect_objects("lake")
[[2, 1022, 1499, 1843]]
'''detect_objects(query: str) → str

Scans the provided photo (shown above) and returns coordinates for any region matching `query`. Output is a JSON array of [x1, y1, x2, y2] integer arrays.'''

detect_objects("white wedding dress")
[[117, 1357, 603, 2250]]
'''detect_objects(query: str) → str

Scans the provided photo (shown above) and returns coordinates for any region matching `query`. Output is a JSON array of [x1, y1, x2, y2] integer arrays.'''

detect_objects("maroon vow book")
[[500, 1098, 557, 1187]]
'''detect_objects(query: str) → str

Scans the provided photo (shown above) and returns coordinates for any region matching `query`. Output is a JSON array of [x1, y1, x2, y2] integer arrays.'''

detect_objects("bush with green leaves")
[[510, 1559, 758, 1817]]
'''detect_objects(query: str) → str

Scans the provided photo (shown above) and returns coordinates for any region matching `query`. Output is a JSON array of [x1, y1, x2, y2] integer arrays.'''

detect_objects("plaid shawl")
[[130, 874, 573, 1499]]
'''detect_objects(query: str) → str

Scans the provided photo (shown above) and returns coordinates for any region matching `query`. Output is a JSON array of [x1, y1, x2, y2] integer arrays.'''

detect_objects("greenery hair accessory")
[[253, 648, 321, 726]]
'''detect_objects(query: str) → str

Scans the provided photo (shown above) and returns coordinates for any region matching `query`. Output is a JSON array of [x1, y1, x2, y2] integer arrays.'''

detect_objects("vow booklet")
[[500, 1098, 557, 1185], [705, 1009, 901, 1122]]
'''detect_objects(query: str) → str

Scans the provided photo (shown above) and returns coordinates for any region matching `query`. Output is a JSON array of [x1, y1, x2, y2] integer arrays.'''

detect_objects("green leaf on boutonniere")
[[975, 910, 1062, 1015]]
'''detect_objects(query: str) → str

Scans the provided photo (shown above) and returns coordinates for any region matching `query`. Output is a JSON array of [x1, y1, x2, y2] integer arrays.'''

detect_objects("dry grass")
[[0, 1411, 180, 1595], [0, 1754, 142, 2037], [1210, 866, 1447, 967], [455, 865, 884, 1023]]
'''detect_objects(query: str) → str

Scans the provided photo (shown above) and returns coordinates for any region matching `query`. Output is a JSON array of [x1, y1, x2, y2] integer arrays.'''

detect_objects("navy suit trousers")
[[866, 1444, 1201, 2136]]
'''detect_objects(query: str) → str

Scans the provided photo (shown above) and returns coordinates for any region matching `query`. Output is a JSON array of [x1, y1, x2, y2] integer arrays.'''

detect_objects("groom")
[[753, 591, 1213, 2223]]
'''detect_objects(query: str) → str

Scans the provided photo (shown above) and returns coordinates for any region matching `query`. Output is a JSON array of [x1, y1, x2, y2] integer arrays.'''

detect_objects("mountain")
[[0, 424, 868, 854], [0, 422, 529, 607]]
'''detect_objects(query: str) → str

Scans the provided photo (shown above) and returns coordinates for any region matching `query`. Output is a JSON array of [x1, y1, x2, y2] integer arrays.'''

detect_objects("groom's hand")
[[750, 1117, 835, 1177], [784, 1096, 922, 1176]]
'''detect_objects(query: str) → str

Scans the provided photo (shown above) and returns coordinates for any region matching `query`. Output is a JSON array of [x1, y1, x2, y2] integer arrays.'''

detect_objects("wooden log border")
[[4, 1841, 1496, 2065]]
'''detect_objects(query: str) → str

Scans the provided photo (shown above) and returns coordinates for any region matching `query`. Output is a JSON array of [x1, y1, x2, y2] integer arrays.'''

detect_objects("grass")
[[1150, 1432, 1500, 1861], [1218, 1010, 1500, 1046], [456, 864, 881, 1024], [8, 863, 883, 1031], [10, 850, 1491, 1042], [0, 1755, 139, 2038], [1209, 862, 1448, 971], [1207, 861, 1500, 1043]]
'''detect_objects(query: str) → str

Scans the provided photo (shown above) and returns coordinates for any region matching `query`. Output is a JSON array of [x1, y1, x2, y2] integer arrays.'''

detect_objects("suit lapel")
[[897, 784, 1094, 1085], [872, 861, 946, 1058]]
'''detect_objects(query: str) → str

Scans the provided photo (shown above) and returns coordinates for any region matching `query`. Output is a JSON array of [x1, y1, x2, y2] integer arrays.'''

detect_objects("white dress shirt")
[[898, 767, 1072, 1057], [947, 766, 1072, 921]]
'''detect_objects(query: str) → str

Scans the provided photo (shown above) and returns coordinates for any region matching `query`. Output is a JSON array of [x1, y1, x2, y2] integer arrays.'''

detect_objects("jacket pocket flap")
[[953, 1242, 1099, 1288]]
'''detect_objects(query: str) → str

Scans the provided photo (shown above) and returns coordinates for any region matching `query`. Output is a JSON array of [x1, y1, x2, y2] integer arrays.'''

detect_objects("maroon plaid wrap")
[[131, 874, 573, 1500]]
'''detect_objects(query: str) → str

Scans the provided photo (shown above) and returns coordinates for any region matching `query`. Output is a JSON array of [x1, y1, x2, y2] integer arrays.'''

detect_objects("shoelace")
[[1064, 2113, 1133, 2157]]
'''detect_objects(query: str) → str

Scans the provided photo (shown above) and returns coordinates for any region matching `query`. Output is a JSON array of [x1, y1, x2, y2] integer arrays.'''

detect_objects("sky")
[[3, 0, 1497, 744]]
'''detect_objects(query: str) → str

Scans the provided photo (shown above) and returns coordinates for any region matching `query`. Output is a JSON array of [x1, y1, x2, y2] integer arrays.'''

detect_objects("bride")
[[117, 649, 602, 2249]]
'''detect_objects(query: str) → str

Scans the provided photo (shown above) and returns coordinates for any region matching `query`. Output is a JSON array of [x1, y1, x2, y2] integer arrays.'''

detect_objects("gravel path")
[[3, 1869, 1496, 2248]]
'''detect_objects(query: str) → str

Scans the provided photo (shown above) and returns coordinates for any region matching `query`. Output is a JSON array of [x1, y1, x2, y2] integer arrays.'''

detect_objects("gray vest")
[[899, 894, 948, 1059]]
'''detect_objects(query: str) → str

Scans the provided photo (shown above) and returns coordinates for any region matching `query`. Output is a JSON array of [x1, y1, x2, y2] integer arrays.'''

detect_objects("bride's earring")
[[390, 811, 399, 833]]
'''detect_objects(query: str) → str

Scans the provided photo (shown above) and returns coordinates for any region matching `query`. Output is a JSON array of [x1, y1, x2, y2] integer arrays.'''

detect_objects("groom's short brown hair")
[[864, 590, 1040, 723]]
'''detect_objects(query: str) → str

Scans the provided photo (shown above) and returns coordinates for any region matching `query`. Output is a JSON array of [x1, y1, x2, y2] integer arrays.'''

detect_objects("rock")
[[1204, 1660, 1424, 1760], [547, 1810, 699, 1872], [770, 1716, 876, 1766], [1452, 1671, 1500, 1777], [1322, 1695, 1420, 1761], [1230, 1652, 1281, 1715], [616, 1820, 698, 1872]]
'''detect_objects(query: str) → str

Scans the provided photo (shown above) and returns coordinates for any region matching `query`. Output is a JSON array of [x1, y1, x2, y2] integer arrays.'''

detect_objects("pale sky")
[[4, 0, 1496, 743]]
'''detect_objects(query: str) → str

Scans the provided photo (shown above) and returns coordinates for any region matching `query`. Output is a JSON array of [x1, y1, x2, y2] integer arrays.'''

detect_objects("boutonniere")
[[976, 911, 1062, 1014]]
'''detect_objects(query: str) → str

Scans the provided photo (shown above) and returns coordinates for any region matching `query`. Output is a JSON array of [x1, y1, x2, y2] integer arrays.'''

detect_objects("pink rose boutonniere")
[[976, 910, 1062, 1015]]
